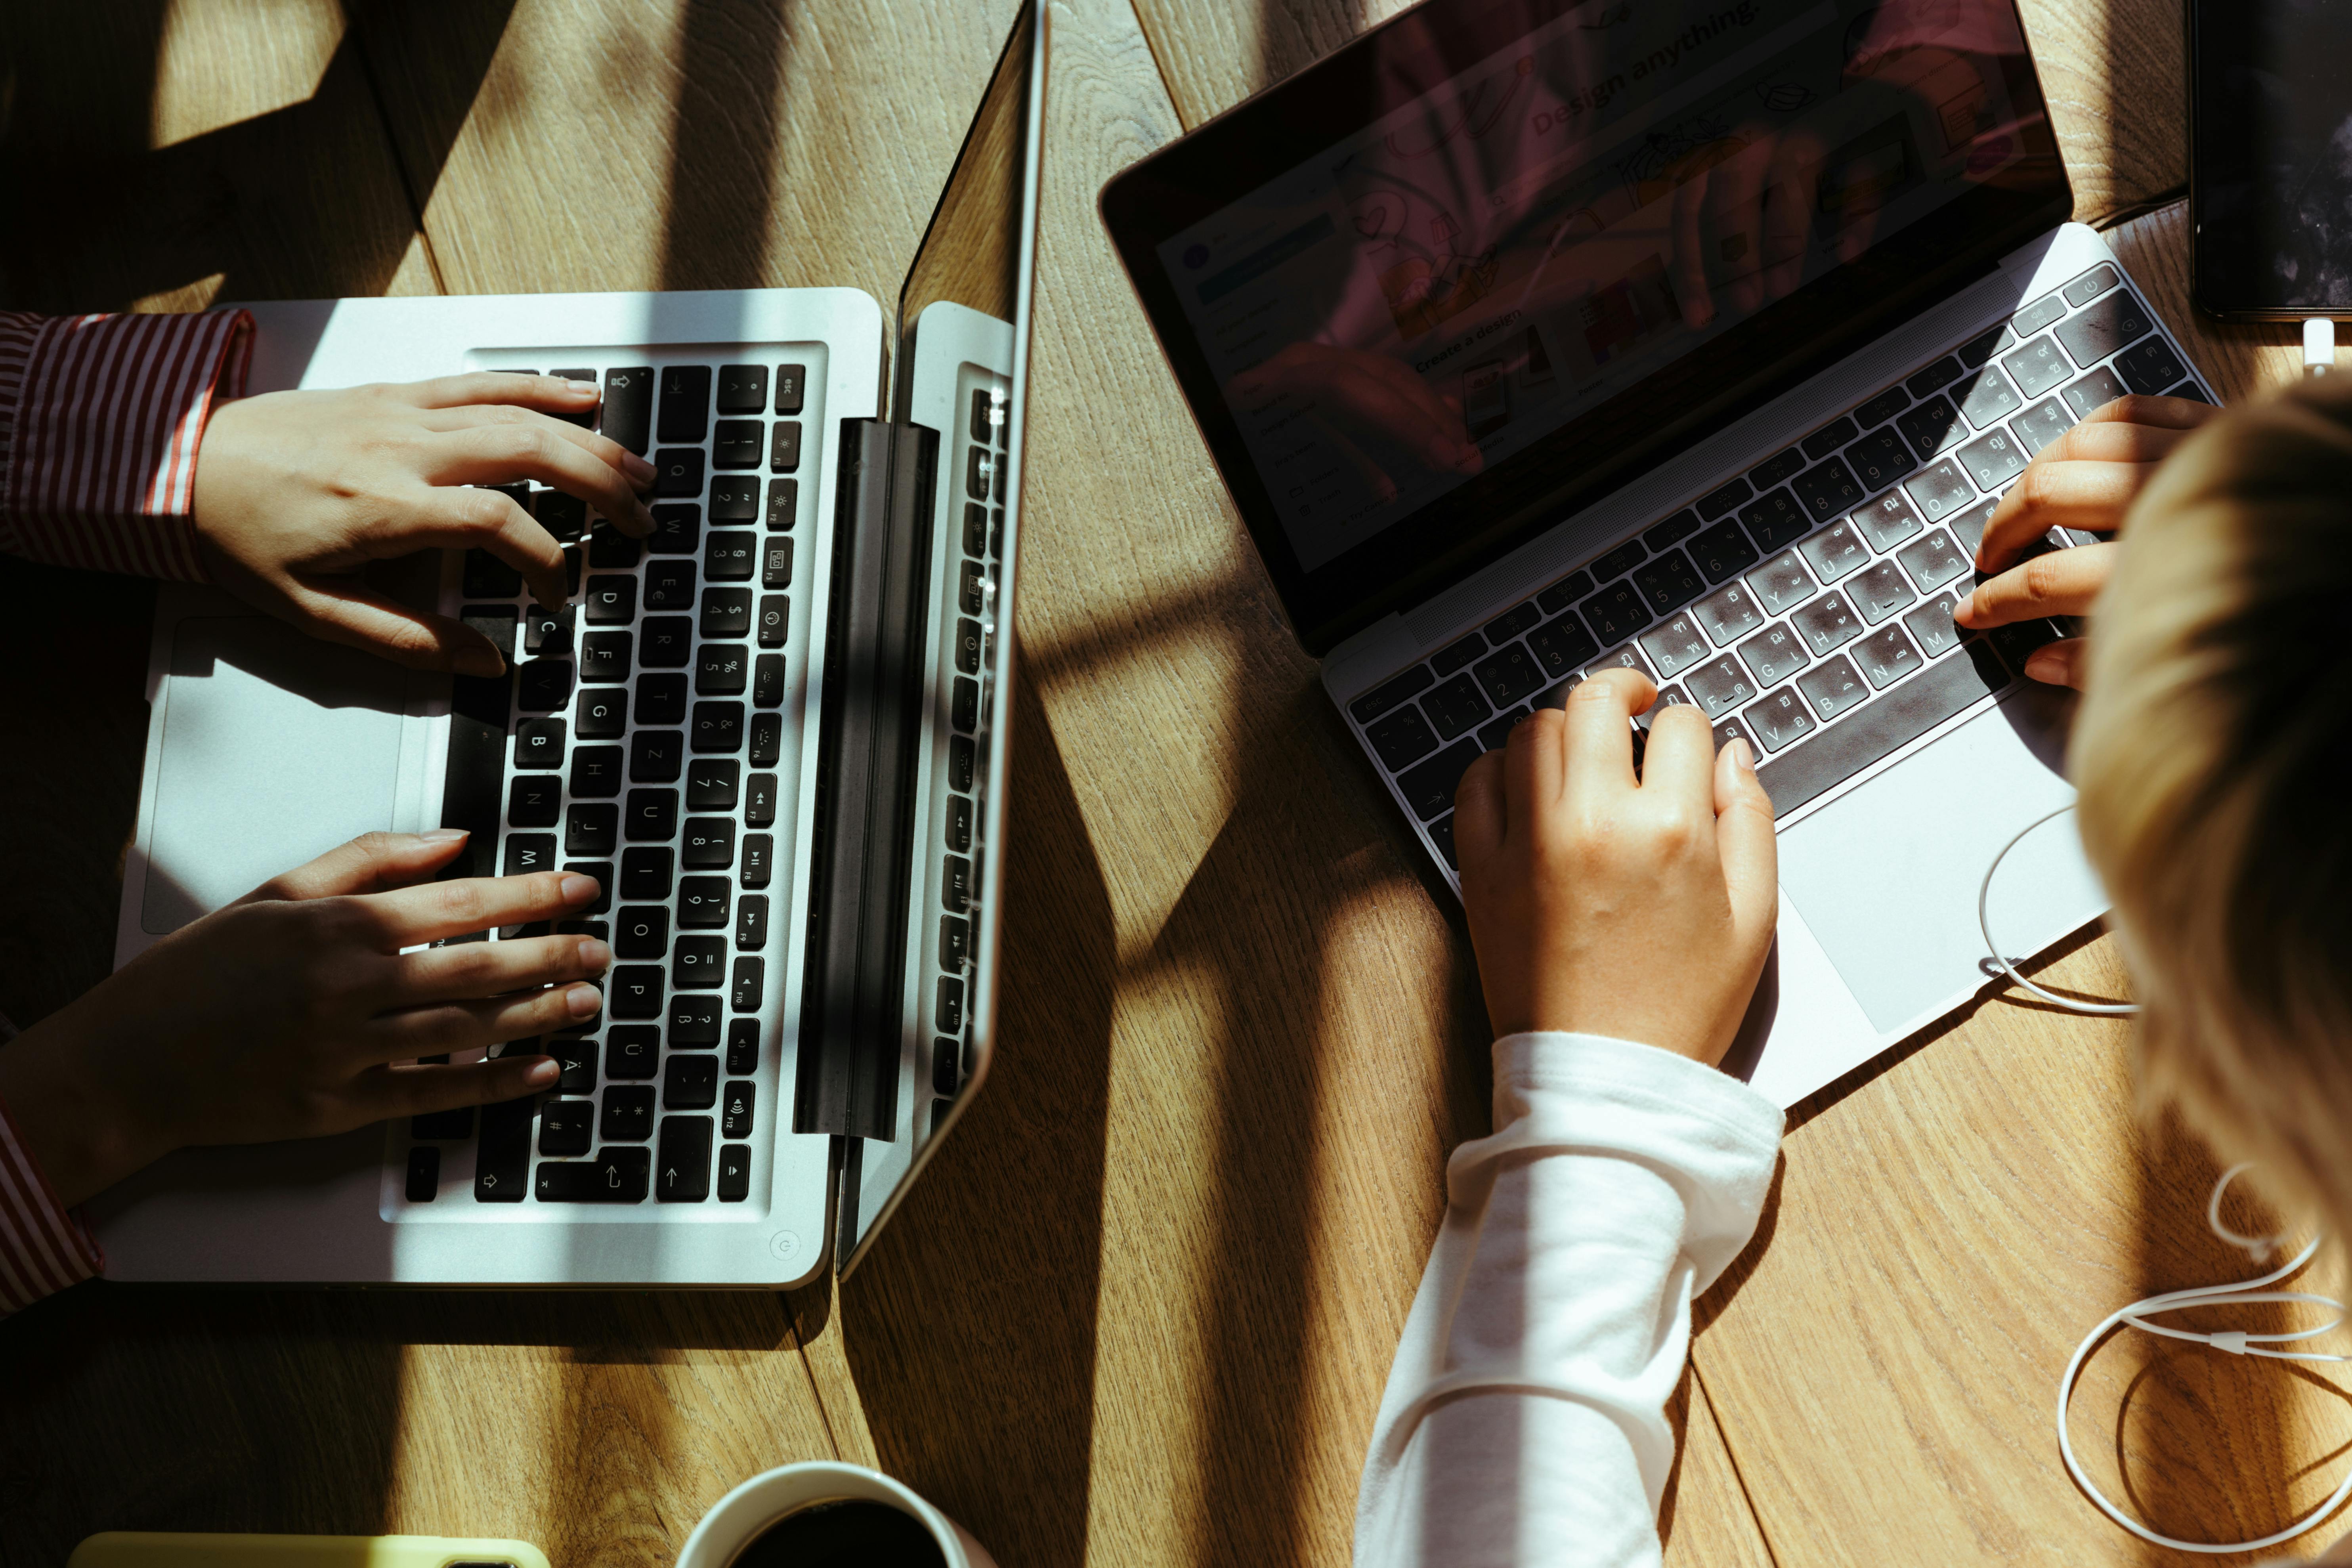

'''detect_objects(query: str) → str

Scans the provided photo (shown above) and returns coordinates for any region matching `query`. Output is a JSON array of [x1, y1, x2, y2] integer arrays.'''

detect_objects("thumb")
[[239, 830, 474, 903], [1713, 737, 1779, 956]]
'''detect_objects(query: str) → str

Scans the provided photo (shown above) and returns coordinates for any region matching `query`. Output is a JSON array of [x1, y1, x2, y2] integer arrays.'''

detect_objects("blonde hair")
[[2073, 385, 2352, 1228]]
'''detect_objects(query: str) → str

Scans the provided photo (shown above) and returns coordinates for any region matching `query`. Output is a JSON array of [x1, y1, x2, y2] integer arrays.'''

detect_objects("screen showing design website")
[[1157, 0, 2039, 574]]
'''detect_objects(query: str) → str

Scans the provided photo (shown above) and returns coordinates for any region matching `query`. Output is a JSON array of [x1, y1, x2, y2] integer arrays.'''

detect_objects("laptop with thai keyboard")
[[92, 0, 1045, 1285], [1103, 0, 2193, 1103]]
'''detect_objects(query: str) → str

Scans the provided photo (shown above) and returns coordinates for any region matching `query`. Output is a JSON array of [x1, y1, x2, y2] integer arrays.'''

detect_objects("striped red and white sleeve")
[[0, 1085, 104, 1317], [0, 307, 254, 580]]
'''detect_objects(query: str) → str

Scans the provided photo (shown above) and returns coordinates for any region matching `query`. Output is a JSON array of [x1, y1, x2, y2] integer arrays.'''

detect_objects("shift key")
[[602, 367, 654, 455], [535, 1148, 651, 1201]]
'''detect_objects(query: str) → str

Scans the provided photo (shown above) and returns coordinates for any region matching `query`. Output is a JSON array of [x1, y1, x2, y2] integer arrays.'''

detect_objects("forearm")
[[1355, 1032, 1783, 1568], [0, 1010, 172, 1209]]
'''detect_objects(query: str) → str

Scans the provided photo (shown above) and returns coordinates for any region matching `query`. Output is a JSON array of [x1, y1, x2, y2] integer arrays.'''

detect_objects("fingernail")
[[422, 827, 470, 843], [2023, 647, 2062, 682], [525, 1058, 560, 1085], [560, 873, 600, 904], [577, 936, 612, 971], [564, 379, 598, 396], [455, 644, 506, 678], [565, 983, 604, 1018], [622, 452, 656, 483], [1731, 737, 1755, 772]]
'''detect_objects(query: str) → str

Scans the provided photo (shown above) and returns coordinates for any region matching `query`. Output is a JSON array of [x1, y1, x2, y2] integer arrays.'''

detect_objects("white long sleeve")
[[1355, 1031, 1784, 1568]]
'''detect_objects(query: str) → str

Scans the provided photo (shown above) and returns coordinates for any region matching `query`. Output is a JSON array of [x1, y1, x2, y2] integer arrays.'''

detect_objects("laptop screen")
[[1103, 0, 2069, 652]]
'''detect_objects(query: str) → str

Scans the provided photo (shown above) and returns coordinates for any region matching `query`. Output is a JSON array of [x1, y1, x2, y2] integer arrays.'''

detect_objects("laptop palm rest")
[[1776, 686, 2107, 1033], [142, 616, 431, 936]]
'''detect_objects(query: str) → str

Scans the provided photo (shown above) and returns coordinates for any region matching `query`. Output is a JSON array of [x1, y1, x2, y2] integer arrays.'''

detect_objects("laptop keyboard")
[[399, 355, 815, 1209], [1346, 264, 2204, 872]]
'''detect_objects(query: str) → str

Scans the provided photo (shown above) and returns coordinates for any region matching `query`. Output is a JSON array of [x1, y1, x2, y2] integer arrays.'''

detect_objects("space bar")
[[1755, 645, 2009, 816]]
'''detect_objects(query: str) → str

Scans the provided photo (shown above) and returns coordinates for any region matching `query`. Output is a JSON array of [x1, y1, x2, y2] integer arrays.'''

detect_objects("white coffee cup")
[[675, 1461, 998, 1568]]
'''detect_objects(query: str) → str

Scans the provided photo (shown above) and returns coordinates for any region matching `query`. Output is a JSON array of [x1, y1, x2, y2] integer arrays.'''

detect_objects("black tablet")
[[1101, 0, 2070, 653]]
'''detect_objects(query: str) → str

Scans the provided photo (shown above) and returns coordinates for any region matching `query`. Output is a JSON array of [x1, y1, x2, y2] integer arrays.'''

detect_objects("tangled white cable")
[[1979, 803, 2138, 1016], [2056, 1165, 2352, 1553]]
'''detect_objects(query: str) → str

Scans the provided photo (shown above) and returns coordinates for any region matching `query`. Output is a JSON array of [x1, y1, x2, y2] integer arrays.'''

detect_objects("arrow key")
[[657, 1115, 714, 1202]]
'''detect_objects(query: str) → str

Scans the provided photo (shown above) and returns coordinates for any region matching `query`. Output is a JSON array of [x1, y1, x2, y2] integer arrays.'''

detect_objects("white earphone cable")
[[1979, 803, 2138, 1016]]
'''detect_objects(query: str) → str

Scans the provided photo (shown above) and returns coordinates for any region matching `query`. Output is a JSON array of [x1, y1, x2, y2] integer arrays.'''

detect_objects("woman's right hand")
[[1953, 393, 2219, 686], [0, 831, 608, 1207]]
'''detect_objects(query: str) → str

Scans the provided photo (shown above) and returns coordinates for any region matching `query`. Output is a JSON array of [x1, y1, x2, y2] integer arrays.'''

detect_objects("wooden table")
[[1, 2, 2339, 1565]]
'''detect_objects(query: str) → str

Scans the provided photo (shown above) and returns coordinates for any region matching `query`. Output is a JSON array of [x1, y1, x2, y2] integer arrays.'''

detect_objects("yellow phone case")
[[69, 1535, 551, 1568]]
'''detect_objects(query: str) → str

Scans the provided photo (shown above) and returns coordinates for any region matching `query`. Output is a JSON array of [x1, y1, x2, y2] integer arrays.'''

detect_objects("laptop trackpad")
[[142, 617, 429, 936], [1777, 687, 2109, 1033]]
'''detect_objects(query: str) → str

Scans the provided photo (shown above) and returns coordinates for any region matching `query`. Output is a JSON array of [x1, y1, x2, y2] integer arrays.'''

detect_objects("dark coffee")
[[733, 1499, 949, 1568]]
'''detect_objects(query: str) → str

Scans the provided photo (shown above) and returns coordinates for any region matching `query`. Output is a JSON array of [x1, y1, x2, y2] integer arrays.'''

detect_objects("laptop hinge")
[[798, 417, 940, 1140]]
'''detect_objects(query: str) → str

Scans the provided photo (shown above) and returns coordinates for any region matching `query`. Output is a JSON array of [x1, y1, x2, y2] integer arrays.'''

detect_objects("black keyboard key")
[[766, 478, 799, 531], [1535, 571, 1594, 614], [517, 659, 573, 714], [717, 1143, 753, 1201], [1907, 357, 1962, 397], [602, 367, 654, 454], [759, 538, 793, 590], [1903, 594, 1966, 659], [1802, 418, 1858, 461], [1901, 459, 1976, 524], [770, 422, 803, 474], [1754, 644, 2007, 814], [1853, 623, 1925, 689], [1955, 364, 2023, 429], [1431, 632, 1485, 676], [631, 729, 684, 783], [952, 676, 979, 733], [536, 1148, 651, 1202], [743, 772, 778, 828], [1741, 686, 1816, 752], [1685, 655, 1759, 720], [554, 1034, 599, 1093], [579, 630, 633, 685], [1477, 706, 1528, 751], [508, 775, 561, 828], [674, 935, 728, 989], [626, 789, 678, 844], [1427, 812, 1458, 870], [1799, 519, 1871, 583], [742, 833, 774, 889], [535, 489, 587, 542], [731, 956, 764, 1012], [566, 803, 619, 858], [702, 589, 752, 639], [2116, 336, 2187, 396], [1736, 621, 1808, 687], [656, 1115, 713, 1202], [1422, 673, 1490, 741], [1581, 580, 1650, 642], [1844, 426, 1916, 493], [723, 1083, 756, 1138], [1527, 613, 1599, 676], [1796, 654, 1869, 720], [538, 1099, 594, 1157], [774, 363, 806, 416], [684, 760, 737, 812], [1751, 447, 1805, 487], [464, 549, 523, 599], [1895, 529, 1971, 593], [1897, 395, 1968, 458], [752, 594, 789, 649], [669, 993, 721, 1047], [1988, 617, 2062, 670], [1744, 549, 1816, 615], [2171, 381, 2212, 403], [943, 854, 973, 913], [1958, 427, 2029, 491], [1633, 549, 1704, 613], [2012, 292, 2067, 336], [939, 914, 972, 974], [1352, 667, 1436, 727], [1737, 489, 1809, 552], [1854, 386, 1909, 428], [404, 1144, 441, 1202], [1638, 611, 1710, 677], [615, 906, 670, 959], [474, 1096, 533, 1202], [653, 447, 705, 499], [710, 476, 760, 522], [2056, 288, 2152, 368], [2061, 366, 2128, 420], [569, 745, 623, 798], [1486, 601, 1541, 641], [621, 846, 677, 893], [1471, 644, 1544, 707], [646, 559, 697, 611], [726, 1017, 760, 1075], [664, 1055, 719, 1110], [1694, 582, 1764, 648], [683, 819, 736, 870], [1696, 478, 1752, 520], [706, 531, 756, 583], [1688, 520, 1760, 584], [692, 701, 745, 753], [609, 966, 663, 1019], [639, 626, 691, 679], [1956, 324, 2014, 369], [696, 645, 748, 695], [715, 364, 767, 415], [1396, 741, 1479, 821], [657, 366, 711, 443], [738, 892, 769, 952], [411, 1106, 472, 1140], [2002, 336, 2072, 399], [1645, 509, 1700, 548], [649, 504, 701, 554], [577, 687, 626, 739], [502, 835, 557, 880], [1792, 590, 1865, 656], [1591, 539, 1647, 581]]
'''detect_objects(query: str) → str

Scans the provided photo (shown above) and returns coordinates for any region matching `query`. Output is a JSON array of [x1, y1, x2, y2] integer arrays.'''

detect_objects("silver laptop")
[[90, 0, 1046, 1286], [1102, 0, 2192, 1105]]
